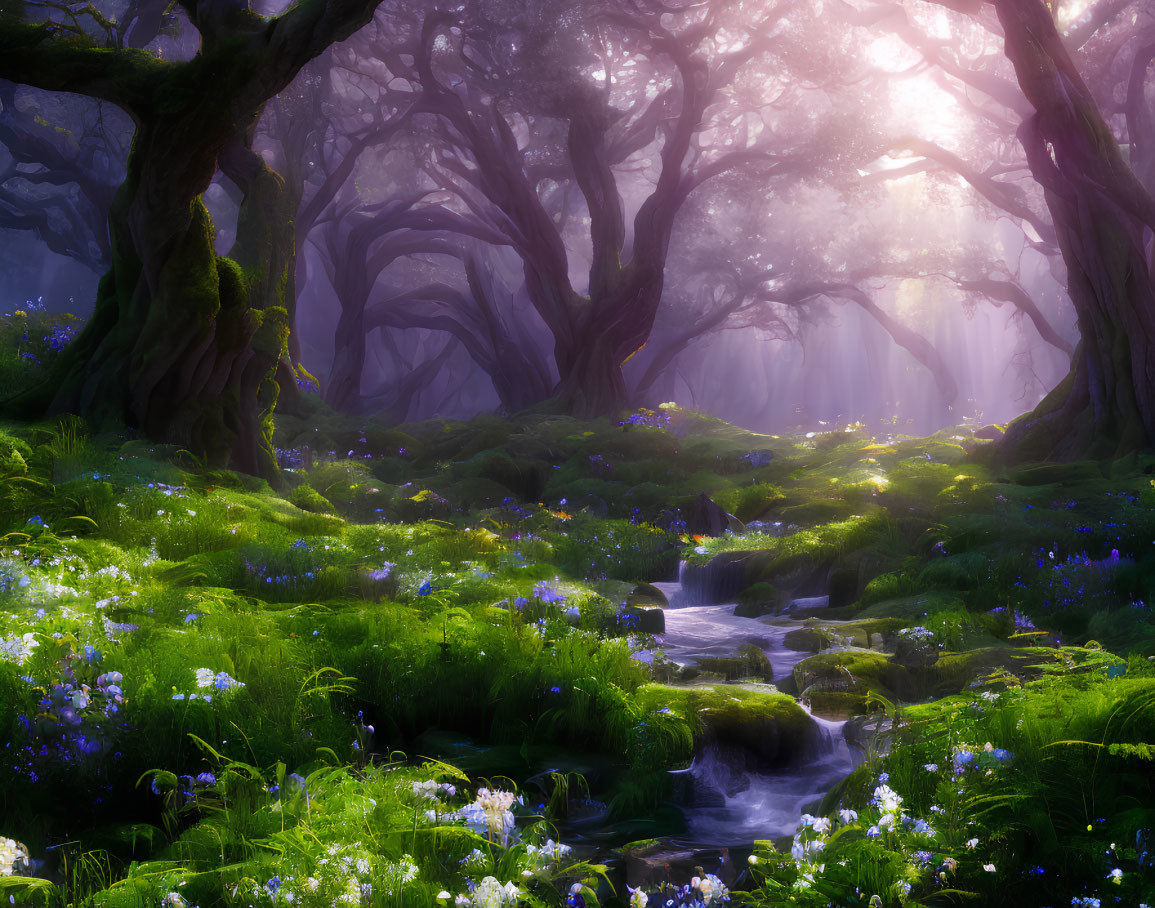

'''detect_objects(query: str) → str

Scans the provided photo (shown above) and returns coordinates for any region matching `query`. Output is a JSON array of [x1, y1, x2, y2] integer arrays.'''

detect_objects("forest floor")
[[1, 398, 1153, 908]]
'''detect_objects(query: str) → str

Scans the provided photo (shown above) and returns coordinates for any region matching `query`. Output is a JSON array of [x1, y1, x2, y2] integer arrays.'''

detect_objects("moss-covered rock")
[[455, 451, 548, 502], [695, 644, 775, 682], [793, 650, 913, 714], [391, 487, 452, 522], [622, 604, 665, 634], [628, 582, 669, 608], [856, 592, 967, 620], [289, 482, 335, 514], [734, 581, 779, 618], [637, 683, 818, 769]]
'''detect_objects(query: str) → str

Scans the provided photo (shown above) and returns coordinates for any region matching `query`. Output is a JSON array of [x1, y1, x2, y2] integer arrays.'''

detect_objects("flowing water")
[[673, 710, 852, 845], [646, 601, 813, 683], [641, 570, 859, 847]]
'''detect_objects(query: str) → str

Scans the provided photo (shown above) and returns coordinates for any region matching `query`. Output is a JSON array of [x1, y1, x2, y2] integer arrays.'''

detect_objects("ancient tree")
[[984, 0, 1155, 458], [370, 0, 802, 417], [0, 0, 386, 477]]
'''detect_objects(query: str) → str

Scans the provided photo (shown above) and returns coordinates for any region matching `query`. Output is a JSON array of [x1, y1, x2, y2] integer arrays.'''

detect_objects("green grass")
[[0, 369, 1154, 907]]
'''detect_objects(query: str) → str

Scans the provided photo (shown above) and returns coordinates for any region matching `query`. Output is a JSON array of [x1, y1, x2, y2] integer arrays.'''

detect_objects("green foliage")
[[1, 402, 1155, 907]]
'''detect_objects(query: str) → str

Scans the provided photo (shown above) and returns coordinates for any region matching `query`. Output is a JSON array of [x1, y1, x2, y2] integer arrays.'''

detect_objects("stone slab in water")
[[781, 595, 830, 616]]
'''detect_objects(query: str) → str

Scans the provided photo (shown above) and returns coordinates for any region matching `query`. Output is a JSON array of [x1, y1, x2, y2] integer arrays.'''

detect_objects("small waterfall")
[[676, 714, 853, 845], [679, 555, 749, 606], [650, 569, 689, 609]]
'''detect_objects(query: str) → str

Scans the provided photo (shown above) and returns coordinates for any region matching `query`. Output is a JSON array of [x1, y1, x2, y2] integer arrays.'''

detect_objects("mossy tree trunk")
[[0, 0, 383, 477], [990, 0, 1155, 460]]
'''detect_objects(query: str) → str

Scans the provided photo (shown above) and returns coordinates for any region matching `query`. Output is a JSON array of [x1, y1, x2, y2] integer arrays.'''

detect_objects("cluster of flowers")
[[410, 778, 458, 823], [20, 640, 128, 766], [533, 581, 566, 604], [587, 453, 613, 477], [0, 557, 33, 595], [789, 812, 854, 891], [951, 742, 1013, 775], [0, 631, 38, 664], [456, 788, 521, 847], [524, 839, 573, 869], [151, 771, 218, 809], [172, 668, 244, 702], [615, 874, 729, 908], [44, 323, 75, 352], [244, 842, 380, 906], [412, 778, 457, 800], [618, 409, 671, 428], [896, 626, 936, 644], [453, 876, 521, 908], [0, 836, 31, 876], [243, 554, 317, 589], [1072, 897, 1152, 908]]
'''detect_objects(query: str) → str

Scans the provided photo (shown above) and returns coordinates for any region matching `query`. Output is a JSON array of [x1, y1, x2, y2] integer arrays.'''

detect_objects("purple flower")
[[533, 581, 566, 604]]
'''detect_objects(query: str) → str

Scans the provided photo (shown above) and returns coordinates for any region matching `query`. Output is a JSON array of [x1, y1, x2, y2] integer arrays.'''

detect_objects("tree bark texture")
[[0, 0, 383, 476], [992, 0, 1155, 460]]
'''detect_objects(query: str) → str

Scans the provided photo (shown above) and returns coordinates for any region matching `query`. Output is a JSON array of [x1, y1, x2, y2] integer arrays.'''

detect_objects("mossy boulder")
[[695, 644, 775, 682], [783, 625, 827, 654], [793, 650, 912, 714], [778, 498, 860, 526], [621, 604, 665, 634], [734, 582, 779, 618], [638, 684, 818, 769], [391, 487, 452, 522], [681, 551, 751, 604], [459, 451, 548, 502], [594, 580, 635, 606], [789, 618, 905, 652], [744, 549, 833, 600], [362, 425, 422, 459], [713, 482, 787, 522], [925, 645, 1071, 695], [628, 582, 669, 608], [289, 482, 335, 514], [917, 552, 990, 591], [856, 592, 967, 620], [624, 481, 671, 512]]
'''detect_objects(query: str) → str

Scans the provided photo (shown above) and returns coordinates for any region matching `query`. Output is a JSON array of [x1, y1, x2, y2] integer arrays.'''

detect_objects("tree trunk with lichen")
[[990, 0, 1155, 461], [0, 0, 383, 477], [4, 59, 289, 478]]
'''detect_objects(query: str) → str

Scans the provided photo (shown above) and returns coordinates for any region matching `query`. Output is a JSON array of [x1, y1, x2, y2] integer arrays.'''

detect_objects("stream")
[[644, 573, 858, 844], [570, 566, 859, 868]]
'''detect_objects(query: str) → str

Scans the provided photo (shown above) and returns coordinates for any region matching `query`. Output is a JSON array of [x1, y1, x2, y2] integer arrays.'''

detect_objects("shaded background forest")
[[1, 0, 1151, 441]]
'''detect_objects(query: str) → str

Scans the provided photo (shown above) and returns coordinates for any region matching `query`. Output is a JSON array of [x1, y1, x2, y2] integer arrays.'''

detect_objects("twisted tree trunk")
[[991, 0, 1155, 460], [0, 0, 383, 477]]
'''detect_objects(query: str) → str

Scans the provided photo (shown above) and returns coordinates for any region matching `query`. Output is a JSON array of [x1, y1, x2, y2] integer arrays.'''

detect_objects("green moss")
[[713, 482, 787, 521], [636, 683, 815, 766], [793, 649, 912, 712], [1006, 460, 1106, 486], [288, 482, 335, 514], [696, 644, 776, 682], [215, 255, 247, 311], [443, 476, 516, 509]]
